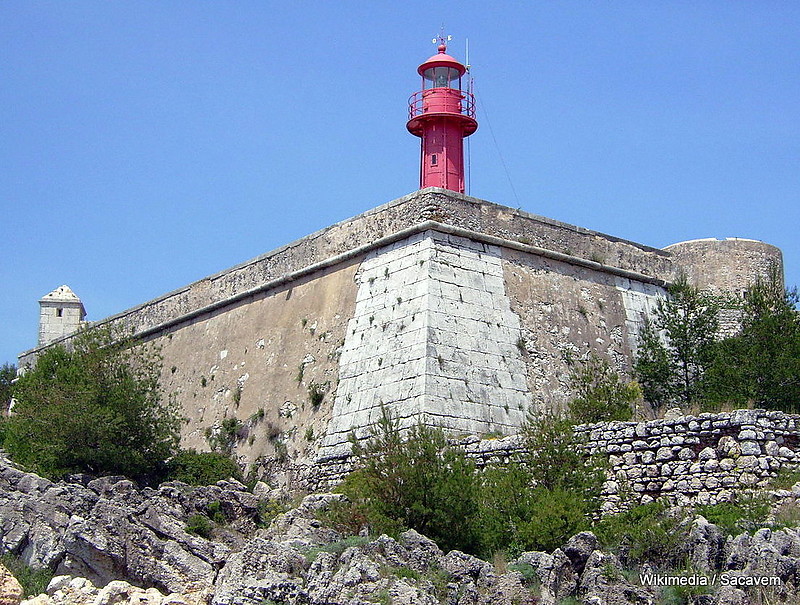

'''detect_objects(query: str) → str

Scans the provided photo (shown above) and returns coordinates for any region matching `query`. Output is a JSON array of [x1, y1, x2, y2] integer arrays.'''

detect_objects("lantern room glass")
[[422, 66, 461, 90]]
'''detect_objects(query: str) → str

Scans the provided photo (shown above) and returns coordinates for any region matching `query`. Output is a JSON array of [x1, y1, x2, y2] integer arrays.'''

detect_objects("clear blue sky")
[[2, 2, 798, 365]]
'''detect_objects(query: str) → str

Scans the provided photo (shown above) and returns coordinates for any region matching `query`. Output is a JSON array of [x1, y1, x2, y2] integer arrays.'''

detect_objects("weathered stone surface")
[[320, 231, 531, 457], [0, 563, 23, 605], [0, 456, 254, 595], [578, 551, 654, 605], [562, 531, 598, 575], [20, 576, 207, 605], [539, 548, 578, 604], [689, 517, 726, 573], [261, 493, 343, 548]]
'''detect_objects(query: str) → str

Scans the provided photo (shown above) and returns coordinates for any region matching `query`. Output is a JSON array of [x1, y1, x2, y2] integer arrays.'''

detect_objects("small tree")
[[336, 407, 479, 553], [702, 268, 800, 410], [567, 353, 639, 423], [635, 278, 720, 411], [6, 327, 180, 484]]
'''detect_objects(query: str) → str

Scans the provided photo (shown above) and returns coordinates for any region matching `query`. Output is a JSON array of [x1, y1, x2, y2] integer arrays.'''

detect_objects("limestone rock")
[[578, 551, 654, 605], [0, 456, 254, 595], [689, 516, 726, 573], [20, 576, 208, 605], [539, 548, 577, 605], [713, 586, 749, 605], [0, 563, 23, 605], [562, 531, 598, 575], [262, 493, 343, 548]]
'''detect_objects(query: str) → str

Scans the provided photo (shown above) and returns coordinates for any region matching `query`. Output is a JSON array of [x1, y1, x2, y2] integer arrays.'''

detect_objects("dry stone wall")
[[297, 409, 800, 507], [459, 409, 800, 512]]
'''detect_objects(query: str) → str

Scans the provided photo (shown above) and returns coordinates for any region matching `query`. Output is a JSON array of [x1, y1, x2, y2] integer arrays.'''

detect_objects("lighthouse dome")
[[417, 45, 467, 78]]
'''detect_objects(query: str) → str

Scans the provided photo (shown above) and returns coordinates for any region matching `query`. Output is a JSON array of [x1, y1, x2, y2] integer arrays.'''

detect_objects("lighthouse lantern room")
[[407, 36, 478, 193]]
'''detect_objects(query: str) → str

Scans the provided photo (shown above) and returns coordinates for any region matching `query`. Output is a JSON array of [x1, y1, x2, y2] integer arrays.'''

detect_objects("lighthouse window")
[[423, 66, 460, 89], [431, 154, 438, 166]]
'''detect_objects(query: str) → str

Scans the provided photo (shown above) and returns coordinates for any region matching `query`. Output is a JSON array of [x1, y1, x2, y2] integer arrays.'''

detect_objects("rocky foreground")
[[2, 455, 800, 605]]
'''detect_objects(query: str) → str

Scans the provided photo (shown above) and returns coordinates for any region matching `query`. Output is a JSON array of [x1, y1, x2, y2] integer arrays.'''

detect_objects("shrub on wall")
[[567, 353, 639, 423]]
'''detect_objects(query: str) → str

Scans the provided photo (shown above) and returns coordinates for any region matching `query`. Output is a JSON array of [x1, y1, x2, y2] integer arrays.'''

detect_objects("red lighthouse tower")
[[407, 37, 478, 193]]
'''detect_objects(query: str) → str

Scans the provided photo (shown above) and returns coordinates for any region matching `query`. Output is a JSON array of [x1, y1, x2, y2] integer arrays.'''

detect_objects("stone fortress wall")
[[18, 188, 783, 469]]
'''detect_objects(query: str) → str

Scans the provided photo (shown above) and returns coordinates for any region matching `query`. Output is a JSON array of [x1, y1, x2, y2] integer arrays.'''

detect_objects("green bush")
[[701, 268, 800, 412], [257, 498, 292, 528], [517, 487, 593, 554], [335, 406, 479, 554], [477, 413, 605, 557], [185, 513, 214, 538], [594, 501, 690, 567], [0, 362, 15, 415], [206, 500, 227, 524], [205, 417, 245, 455], [166, 449, 242, 485], [523, 412, 606, 500], [634, 278, 720, 412], [6, 327, 180, 485], [697, 496, 770, 536], [567, 353, 639, 423], [0, 554, 53, 597]]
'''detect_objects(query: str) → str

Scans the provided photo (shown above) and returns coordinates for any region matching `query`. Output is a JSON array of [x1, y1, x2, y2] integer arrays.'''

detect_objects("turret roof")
[[40, 285, 83, 304]]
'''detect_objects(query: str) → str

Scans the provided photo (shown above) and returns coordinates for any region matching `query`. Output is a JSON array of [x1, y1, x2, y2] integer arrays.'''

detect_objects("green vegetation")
[[594, 501, 691, 567], [205, 417, 245, 455], [0, 362, 16, 412], [567, 353, 639, 423], [185, 513, 214, 538], [4, 327, 180, 485], [334, 407, 480, 553], [330, 406, 605, 558], [479, 412, 605, 556], [256, 498, 293, 528], [635, 277, 720, 412], [166, 448, 242, 485], [0, 553, 53, 597], [636, 268, 800, 414], [302, 535, 371, 563], [702, 268, 800, 411], [697, 496, 770, 536]]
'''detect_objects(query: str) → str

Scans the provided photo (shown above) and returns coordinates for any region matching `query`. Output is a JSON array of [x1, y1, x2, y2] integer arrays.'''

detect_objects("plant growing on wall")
[[567, 353, 640, 423]]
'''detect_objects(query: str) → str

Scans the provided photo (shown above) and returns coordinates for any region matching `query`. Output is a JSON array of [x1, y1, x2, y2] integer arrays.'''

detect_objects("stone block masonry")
[[319, 230, 530, 457]]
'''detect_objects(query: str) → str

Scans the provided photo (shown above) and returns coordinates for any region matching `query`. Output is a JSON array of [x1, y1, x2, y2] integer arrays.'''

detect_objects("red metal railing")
[[408, 89, 476, 121]]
